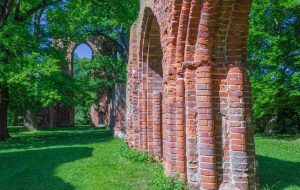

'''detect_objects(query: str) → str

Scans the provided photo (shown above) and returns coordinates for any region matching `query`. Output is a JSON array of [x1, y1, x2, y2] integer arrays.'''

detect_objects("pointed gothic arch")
[[126, 1, 257, 189]]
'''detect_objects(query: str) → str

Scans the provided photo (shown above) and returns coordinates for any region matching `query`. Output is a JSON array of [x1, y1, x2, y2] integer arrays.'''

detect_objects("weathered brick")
[[126, 1, 258, 189]]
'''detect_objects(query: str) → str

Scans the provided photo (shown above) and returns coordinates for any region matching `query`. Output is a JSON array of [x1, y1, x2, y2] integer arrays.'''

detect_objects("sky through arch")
[[74, 43, 93, 59]]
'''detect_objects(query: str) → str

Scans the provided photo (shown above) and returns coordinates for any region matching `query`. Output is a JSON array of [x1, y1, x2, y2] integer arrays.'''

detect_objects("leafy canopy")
[[248, 0, 300, 133]]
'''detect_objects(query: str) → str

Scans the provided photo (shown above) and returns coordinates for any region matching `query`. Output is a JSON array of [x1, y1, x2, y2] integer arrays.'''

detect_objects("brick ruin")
[[37, 36, 126, 136], [109, 84, 127, 138], [126, 0, 258, 189]]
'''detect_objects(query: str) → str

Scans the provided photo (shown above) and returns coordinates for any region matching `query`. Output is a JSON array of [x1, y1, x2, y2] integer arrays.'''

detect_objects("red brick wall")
[[90, 92, 110, 127], [126, 0, 258, 189]]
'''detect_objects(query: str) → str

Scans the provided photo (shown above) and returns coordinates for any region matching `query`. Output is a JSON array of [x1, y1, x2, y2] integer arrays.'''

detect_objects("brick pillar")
[[139, 89, 148, 151], [132, 79, 140, 149], [185, 67, 198, 188], [127, 24, 139, 148], [147, 91, 154, 154], [162, 0, 182, 177], [196, 66, 217, 190], [152, 91, 162, 158], [184, 1, 202, 188], [227, 67, 249, 189], [176, 77, 186, 179]]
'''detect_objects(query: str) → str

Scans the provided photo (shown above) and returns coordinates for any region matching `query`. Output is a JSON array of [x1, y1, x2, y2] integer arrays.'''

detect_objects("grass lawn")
[[0, 126, 299, 190], [255, 134, 300, 190], [0, 126, 162, 190]]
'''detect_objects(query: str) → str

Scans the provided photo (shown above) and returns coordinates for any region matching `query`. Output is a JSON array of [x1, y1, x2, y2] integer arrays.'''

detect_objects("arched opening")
[[72, 43, 94, 126], [73, 43, 93, 77], [140, 9, 164, 159], [146, 15, 163, 158]]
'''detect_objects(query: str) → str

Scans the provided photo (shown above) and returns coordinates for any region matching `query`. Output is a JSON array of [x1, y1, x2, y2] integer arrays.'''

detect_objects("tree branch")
[[14, 0, 63, 22], [34, 8, 45, 41], [85, 29, 129, 61], [14, 0, 20, 21], [0, 0, 14, 28]]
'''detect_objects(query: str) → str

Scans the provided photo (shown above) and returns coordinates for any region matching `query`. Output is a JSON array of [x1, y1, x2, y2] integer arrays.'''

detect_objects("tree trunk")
[[0, 85, 10, 141], [49, 105, 56, 128], [24, 108, 38, 131]]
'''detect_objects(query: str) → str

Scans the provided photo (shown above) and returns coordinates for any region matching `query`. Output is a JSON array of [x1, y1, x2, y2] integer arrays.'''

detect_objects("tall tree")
[[0, 0, 65, 140], [0, 0, 139, 140], [248, 0, 300, 134], [45, 0, 139, 60]]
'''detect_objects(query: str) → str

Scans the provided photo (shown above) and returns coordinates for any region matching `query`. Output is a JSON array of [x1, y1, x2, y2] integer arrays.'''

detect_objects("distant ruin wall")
[[109, 83, 126, 139], [37, 36, 116, 128]]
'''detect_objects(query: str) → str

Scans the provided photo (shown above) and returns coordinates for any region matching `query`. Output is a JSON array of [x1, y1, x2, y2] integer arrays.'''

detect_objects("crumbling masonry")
[[126, 0, 258, 189], [37, 36, 126, 136]]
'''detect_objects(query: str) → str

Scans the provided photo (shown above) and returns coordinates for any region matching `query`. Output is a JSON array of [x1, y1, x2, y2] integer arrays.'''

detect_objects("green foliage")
[[249, 0, 300, 134], [73, 55, 127, 95], [72, 55, 127, 125], [88, 55, 127, 91], [45, 0, 139, 59], [119, 144, 188, 190], [0, 0, 136, 132], [119, 143, 155, 163], [7, 53, 66, 107], [74, 104, 90, 126], [0, 14, 71, 116], [72, 56, 93, 125], [150, 168, 188, 190]]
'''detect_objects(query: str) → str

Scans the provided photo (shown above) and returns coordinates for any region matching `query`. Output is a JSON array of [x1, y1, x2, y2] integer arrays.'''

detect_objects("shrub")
[[119, 143, 155, 162], [150, 167, 188, 190], [119, 143, 188, 190]]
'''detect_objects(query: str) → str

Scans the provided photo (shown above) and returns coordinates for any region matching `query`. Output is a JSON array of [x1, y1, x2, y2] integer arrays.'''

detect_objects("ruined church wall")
[[126, 0, 258, 189]]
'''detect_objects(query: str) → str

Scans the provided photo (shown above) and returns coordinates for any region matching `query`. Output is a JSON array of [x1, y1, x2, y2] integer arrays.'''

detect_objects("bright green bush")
[[150, 168, 188, 190], [119, 143, 155, 163]]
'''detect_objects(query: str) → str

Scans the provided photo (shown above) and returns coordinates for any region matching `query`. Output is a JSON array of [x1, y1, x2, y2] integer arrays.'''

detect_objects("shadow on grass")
[[8, 126, 27, 133], [0, 147, 93, 190], [0, 127, 113, 151], [258, 155, 300, 190]]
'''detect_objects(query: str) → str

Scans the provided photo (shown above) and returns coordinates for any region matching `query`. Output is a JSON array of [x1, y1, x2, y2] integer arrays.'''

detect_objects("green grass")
[[0, 127, 299, 190], [0, 126, 161, 190], [255, 134, 300, 190]]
